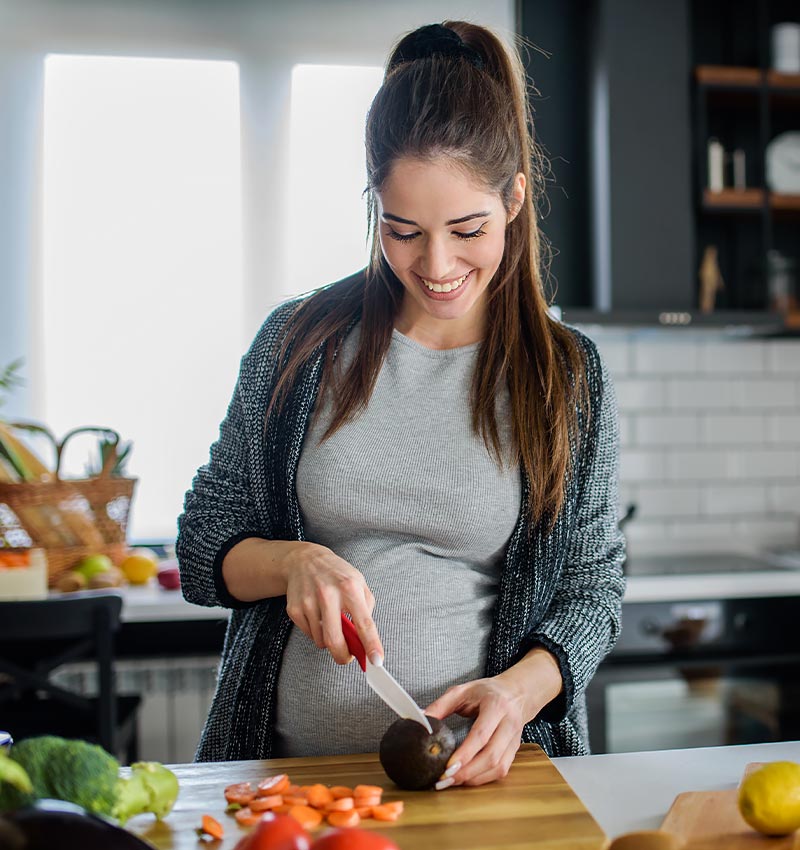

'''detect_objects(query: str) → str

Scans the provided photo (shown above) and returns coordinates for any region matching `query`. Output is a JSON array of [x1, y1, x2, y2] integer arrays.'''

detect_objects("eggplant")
[[0, 799, 153, 850]]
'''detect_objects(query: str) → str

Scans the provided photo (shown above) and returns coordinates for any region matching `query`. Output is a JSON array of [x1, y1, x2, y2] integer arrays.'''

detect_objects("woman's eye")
[[454, 227, 487, 241], [387, 229, 419, 243]]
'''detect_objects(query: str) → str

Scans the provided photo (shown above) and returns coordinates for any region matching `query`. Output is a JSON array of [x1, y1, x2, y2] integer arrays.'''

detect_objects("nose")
[[419, 234, 457, 282]]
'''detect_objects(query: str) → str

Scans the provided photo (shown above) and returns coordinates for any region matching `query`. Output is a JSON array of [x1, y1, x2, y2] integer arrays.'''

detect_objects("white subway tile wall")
[[580, 327, 800, 554]]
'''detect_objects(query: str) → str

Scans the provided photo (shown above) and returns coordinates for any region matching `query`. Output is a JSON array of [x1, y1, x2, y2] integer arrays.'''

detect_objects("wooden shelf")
[[703, 188, 764, 209], [771, 194, 800, 212], [696, 66, 800, 94], [766, 70, 800, 91], [702, 191, 800, 213], [695, 65, 761, 87]]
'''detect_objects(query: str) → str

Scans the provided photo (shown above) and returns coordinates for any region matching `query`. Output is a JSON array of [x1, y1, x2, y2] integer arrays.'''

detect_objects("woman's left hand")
[[424, 647, 563, 788], [423, 676, 528, 788]]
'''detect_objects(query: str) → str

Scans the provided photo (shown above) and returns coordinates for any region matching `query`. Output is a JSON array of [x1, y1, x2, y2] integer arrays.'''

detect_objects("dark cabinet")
[[516, 0, 800, 330]]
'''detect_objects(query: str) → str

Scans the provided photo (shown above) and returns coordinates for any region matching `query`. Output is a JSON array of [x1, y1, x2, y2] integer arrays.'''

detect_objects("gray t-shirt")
[[272, 324, 521, 757]]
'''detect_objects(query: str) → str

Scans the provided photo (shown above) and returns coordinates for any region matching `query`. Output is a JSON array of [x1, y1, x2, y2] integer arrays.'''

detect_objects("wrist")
[[496, 647, 563, 722]]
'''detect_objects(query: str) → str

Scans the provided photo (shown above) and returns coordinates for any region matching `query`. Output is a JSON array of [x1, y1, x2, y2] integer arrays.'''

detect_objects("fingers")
[[424, 684, 470, 720], [460, 736, 520, 787]]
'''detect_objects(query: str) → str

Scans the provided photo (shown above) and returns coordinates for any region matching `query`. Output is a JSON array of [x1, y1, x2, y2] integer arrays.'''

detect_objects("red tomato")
[[233, 812, 312, 850], [310, 828, 400, 850]]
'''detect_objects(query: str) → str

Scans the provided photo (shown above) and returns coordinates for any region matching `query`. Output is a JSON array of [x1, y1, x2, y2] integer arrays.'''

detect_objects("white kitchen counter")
[[624, 569, 800, 602], [65, 568, 800, 624], [554, 740, 800, 838]]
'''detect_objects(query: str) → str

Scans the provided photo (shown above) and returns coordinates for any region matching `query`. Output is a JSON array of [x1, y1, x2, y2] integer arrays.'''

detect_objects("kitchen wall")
[[580, 327, 800, 556]]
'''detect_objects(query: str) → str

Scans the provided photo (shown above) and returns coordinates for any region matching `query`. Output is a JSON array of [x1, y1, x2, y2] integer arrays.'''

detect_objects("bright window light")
[[42, 54, 243, 542], [286, 64, 383, 299]]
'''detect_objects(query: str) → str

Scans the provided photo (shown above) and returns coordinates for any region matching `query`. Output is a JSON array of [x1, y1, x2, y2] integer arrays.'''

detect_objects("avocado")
[[379, 716, 455, 790]]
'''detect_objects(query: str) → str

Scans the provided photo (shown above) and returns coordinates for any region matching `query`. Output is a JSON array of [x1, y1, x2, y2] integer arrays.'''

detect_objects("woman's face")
[[376, 156, 524, 347]]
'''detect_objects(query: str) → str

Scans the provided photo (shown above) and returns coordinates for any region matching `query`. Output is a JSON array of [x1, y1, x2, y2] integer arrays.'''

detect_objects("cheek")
[[472, 231, 507, 269]]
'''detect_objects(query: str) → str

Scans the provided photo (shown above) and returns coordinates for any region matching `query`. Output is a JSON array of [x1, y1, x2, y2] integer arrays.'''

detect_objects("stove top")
[[625, 552, 795, 576]]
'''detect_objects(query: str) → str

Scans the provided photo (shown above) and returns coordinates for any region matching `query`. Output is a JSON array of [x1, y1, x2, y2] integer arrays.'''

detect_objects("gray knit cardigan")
[[177, 273, 626, 762]]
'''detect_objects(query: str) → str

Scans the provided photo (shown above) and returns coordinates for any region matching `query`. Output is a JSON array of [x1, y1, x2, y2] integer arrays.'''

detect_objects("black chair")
[[0, 593, 140, 763]]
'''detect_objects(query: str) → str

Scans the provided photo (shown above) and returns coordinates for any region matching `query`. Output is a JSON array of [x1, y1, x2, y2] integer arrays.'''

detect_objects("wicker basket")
[[0, 424, 137, 586]]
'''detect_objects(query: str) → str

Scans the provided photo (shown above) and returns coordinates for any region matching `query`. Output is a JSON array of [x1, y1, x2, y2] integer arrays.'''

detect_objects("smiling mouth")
[[417, 271, 471, 293]]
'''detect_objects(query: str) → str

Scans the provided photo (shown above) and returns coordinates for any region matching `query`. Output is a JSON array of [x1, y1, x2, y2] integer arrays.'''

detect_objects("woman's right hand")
[[283, 542, 384, 666]]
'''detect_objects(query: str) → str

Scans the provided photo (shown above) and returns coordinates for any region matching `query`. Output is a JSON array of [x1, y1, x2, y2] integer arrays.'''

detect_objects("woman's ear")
[[507, 172, 526, 223]]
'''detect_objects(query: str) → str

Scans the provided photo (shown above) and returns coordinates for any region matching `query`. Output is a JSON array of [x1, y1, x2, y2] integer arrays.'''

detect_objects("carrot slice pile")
[[223, 772, 405, 830]]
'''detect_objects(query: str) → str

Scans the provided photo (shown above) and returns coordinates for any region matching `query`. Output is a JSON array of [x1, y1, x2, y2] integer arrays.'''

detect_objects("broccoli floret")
[[0, 736, 179, 825], [114, 763, 179, 825], [0, 736, 118, 816]]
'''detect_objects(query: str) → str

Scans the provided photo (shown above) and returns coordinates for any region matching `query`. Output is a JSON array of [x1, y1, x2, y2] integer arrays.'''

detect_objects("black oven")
[[586, 555, 800, 754]]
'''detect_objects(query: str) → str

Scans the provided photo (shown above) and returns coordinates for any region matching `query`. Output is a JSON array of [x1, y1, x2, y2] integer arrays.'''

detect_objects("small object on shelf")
[[698, 245, 725, 313], [732, 148, 746, 191], [771, 22, 800, 74], [707, 138, 725, 192], [766, 132, 800, 194], [766, 250, 798, 314]]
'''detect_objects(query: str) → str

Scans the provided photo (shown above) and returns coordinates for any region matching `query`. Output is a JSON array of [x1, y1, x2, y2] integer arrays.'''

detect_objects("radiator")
[[51, 656, 219, 764]]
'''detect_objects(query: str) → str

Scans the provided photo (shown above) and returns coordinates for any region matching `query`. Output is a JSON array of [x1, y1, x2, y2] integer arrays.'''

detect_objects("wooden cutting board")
[[125, 744, 607, 850], [660, 763, 800, 850]]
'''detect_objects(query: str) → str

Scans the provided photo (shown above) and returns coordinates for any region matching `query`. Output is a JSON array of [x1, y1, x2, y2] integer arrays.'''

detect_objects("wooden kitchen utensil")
[[660, 762, 800, 849], [125, 744, 607, 850]]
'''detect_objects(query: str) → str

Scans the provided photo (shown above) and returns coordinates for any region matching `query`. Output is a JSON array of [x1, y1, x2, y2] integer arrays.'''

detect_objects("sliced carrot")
[[330, 785, 353, 799], [285, 784, 301, 795], [250, 794, 283, 812], [284, 794, 311, 807], [325, 796, 354, 812], [354, 805, 373, 818], [327, 809, 361, 828], [224, 782, 255, 805], [257, 774, 290, 795], [297, 785, 312, 794], [288, 804, 323, 830], [372, 802, 403, 822], [200, 814, 224, 840], [353, 784, 383, 798], [306, 783, 334, 809], [273, 804, 292, 814], [234, 807, 262, 827], [377, 800, 403, 815], [353, 794, 381, 807]]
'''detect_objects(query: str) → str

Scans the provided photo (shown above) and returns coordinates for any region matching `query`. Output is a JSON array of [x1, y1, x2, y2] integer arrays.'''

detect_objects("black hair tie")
[[392, 23, 484, 71]]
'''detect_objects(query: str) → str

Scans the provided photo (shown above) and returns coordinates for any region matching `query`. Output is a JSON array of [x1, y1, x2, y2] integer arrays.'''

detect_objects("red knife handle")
[[340, 613, 367, 671]]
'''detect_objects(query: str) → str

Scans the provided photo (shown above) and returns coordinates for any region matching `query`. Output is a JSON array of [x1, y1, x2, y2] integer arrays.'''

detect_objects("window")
[[42, 55, 243, 541], [285, 64, 383, 299]]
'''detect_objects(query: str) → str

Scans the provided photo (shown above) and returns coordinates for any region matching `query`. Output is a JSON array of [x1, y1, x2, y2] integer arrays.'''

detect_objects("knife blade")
[[340, 612, 433, 734]]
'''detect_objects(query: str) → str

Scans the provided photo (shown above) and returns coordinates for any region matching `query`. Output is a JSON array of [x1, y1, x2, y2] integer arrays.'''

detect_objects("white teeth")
[[422, 272, 469, 293]]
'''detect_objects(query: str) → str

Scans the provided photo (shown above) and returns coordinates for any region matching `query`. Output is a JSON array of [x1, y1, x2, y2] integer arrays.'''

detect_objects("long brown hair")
[[268, 21, 587, 529]]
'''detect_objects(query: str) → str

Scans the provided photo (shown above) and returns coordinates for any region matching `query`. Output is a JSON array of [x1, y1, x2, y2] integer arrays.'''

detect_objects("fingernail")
[[435, 777, 455, 791], [368, 651, 383, 667], [346, 655, 355, 664], [442, 761, 461, 778]]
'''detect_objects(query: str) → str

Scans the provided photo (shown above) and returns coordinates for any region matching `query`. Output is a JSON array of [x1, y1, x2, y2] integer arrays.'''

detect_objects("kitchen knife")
[[340, 612, 433, 734]]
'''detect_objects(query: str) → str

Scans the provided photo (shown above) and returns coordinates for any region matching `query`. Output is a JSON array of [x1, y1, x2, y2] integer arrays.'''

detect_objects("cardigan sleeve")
[[525, 350, 626, 722], [176, 300, 301, 610], [176, 366, 269, 610]]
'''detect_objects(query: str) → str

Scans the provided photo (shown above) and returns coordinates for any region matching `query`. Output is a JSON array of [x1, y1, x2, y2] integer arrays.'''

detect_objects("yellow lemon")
[[738, 761, 800, 836], [120, 551, 158, 585]]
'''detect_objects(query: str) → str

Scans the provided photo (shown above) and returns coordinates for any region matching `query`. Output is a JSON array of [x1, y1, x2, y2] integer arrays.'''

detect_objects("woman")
[[177, 20, 625, 788]]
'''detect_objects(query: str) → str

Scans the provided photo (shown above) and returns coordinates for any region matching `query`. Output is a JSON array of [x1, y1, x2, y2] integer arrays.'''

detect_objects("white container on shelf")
[[772, 22, 800, 74], [0, 549, 48, 600]]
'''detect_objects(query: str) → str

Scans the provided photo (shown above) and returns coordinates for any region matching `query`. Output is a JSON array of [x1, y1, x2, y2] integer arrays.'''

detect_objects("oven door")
[[586, 597, 800, 754]]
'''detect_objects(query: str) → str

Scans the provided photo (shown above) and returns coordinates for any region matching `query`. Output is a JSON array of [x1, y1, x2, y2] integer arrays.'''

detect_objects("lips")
[[414, 269, 473, 301]]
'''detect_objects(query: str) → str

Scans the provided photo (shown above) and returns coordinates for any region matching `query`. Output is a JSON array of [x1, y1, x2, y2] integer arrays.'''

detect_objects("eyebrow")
[[381, 211, 492, 226]]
